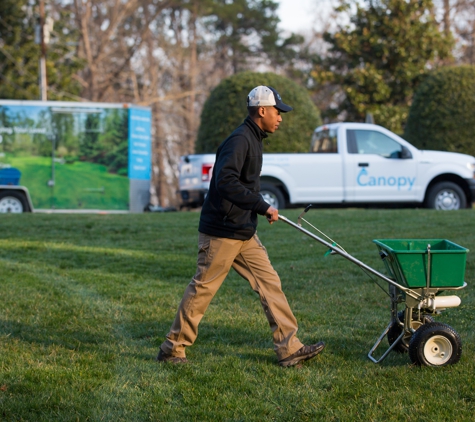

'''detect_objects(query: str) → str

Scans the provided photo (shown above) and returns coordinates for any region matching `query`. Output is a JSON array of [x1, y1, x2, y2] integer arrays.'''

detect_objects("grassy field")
[[7, 156, 129, 210], [0, 209, 474, 421]]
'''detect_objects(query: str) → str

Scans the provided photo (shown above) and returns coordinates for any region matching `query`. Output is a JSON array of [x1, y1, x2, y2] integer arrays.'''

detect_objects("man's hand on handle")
[[266, 206, 279, 224]]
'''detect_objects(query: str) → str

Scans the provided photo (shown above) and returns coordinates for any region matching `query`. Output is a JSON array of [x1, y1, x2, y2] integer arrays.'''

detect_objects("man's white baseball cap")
[[247, 86, 293, 112]]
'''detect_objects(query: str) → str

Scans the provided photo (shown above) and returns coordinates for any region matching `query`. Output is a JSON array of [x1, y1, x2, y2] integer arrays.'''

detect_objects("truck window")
[[310, 129, 338, 153], [347, 129, 403, 158]]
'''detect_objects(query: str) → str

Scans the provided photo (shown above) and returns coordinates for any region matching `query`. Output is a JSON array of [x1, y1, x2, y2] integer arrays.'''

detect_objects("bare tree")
[[72, 0, 176, 101], [69, 0, 216, 207], [65, 0, 300, 207], [127, 3, 228, 207], [436, 0, 475, 63]]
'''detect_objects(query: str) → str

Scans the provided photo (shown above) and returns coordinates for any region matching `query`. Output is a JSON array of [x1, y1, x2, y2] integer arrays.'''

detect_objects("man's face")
[[260, 106, 282, 133]]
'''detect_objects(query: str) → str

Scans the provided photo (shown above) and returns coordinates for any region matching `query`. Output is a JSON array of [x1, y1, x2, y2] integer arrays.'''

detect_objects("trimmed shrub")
[[196, 71, 321, 153], [404, 65, 475, 155]]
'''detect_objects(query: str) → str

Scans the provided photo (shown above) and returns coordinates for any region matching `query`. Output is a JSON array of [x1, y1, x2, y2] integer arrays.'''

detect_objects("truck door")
[[284, 127, 344, 203], [344, 129, 418, 203]]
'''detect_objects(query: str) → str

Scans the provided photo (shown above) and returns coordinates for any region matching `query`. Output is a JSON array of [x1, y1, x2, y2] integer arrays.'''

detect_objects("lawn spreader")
[[279, 206, 469, 367]]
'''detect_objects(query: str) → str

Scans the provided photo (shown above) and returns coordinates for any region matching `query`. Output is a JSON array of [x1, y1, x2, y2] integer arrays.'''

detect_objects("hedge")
[[404, 65, 475, 156], [196, 71, 322, 153]]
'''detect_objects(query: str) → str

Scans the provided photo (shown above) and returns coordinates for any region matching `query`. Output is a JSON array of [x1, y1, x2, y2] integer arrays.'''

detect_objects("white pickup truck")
[[179, 123, 475, 210]]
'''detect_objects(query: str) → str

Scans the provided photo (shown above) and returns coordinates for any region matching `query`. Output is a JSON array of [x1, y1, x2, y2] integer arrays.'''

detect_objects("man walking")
[[157, 86, 325, 367]]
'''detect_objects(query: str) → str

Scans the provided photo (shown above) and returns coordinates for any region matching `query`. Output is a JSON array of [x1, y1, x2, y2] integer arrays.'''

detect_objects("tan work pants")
[[161, 232, 304, 361]]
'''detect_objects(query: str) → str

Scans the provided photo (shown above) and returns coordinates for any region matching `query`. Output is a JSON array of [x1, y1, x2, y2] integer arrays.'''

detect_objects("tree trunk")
[[443, 0, 451, 36]]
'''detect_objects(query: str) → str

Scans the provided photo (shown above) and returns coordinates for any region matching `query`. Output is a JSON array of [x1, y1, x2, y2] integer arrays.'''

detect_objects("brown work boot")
[[156, 348, 189, 364], [278, 342, 325, 367]]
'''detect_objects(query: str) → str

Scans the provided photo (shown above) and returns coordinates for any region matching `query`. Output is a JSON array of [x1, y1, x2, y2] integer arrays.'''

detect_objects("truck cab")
[[310, 123, 475, 209]]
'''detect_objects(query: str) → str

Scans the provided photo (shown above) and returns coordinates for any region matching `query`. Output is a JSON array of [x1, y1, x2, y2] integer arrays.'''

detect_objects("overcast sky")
[[277, 0, 338, 35], [277, 0, 317, 32]]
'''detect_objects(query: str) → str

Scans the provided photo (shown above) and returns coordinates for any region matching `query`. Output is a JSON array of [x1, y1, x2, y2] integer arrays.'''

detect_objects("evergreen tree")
[[205, 0, 303, 74], [0, 0, 83, 100], [50, 111, 76, 158], [0, 107, 14, 154], [313, 0, 452, 133], [404, 65, 475, 156], [100, 109, 129, 175], [79, 114, 101, 160], [0, 0, 39, 99]]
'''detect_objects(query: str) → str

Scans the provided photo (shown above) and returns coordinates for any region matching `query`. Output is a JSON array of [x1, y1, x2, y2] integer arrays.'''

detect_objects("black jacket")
[[199, 116, 271, 240]]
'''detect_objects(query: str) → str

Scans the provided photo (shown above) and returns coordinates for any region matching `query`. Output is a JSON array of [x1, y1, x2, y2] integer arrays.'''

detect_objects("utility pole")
[[39, 0, 47, 101]]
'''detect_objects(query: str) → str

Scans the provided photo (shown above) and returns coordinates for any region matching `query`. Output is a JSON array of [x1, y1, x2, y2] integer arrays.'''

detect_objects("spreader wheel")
[[409, 322, 462, 366], [387, 311, 434, 354]]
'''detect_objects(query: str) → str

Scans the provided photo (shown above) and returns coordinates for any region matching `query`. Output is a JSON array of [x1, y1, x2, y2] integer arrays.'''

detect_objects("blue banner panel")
[[128, 108, 152, 180]]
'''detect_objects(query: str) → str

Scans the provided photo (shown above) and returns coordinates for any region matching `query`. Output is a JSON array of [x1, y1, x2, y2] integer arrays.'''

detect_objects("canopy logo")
[[357, 168, 415, 190]]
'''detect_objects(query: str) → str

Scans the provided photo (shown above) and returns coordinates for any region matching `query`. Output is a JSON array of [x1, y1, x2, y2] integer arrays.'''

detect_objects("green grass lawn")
[[0, 209, 474, 421], [7, 156, 129, 210]]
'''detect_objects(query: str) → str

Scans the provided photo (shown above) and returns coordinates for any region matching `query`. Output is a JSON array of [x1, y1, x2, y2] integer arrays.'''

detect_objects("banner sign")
[[128, 107, 152, 180]]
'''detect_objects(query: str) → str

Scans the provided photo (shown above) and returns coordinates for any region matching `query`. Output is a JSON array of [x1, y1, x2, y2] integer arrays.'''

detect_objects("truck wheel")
[[408, 322, 462, 366], [387, 311, 434, 354], [426, 182, 466, 210], [0, 191, 27, 213], [260, 183, 286, 209]]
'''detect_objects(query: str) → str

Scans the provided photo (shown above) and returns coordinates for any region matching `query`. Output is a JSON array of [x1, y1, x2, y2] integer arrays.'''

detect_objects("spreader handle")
[[277, 213, 422, 300]]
